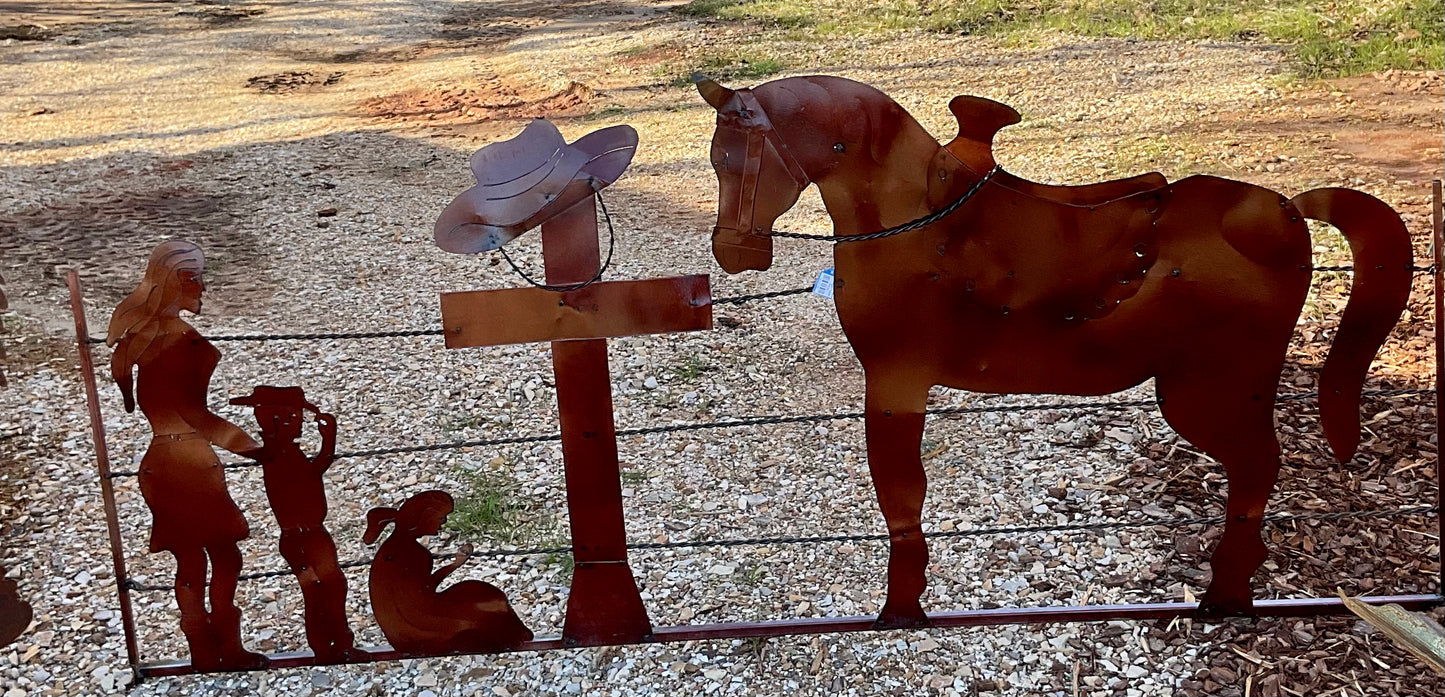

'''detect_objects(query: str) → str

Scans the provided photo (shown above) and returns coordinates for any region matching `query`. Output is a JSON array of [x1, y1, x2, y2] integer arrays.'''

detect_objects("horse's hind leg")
[[1156, 370, 1283, 615], [862, 370, 932, 628]]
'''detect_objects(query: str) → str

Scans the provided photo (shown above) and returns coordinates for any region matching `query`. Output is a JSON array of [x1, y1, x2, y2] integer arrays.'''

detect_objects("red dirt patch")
[[614, 41, 684, 67], [1329, 126, 1442, 182], [361, 79, 595, 125], [1323, 71, 1444, 182]]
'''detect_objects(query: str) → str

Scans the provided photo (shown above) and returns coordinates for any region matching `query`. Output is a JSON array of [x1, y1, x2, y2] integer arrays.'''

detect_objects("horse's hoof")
[[219, 650, 271, 671], [873, 608, 930, 630], [316, 647, 371, 664], [1197, 592, 1254, 617]]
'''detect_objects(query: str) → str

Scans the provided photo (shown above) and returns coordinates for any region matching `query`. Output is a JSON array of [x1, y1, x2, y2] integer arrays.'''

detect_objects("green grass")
[[666, 50, 786, 86], [678, 0, 1443, 77], [447, 466, 564, 548], [670, 354, 711, 381], [437, 412, 485, 433]]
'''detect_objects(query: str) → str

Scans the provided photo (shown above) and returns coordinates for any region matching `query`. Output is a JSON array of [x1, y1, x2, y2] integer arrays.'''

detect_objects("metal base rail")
[[136, 594, 1445, 677]]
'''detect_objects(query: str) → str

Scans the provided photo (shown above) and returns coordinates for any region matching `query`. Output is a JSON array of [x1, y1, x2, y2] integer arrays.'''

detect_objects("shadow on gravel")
[[0, 131, 481, 317]]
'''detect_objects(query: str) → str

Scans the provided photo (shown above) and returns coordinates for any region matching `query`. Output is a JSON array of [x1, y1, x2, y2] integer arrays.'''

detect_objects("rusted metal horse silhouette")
[[696, 74, 1412, 626]]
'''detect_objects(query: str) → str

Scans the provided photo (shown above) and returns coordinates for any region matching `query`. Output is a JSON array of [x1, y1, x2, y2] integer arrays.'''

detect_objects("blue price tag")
[[812, 267, 835, 299]]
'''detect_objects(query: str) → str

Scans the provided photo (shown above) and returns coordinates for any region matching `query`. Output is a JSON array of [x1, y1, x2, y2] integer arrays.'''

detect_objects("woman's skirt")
[[138, 433, 249, 553]]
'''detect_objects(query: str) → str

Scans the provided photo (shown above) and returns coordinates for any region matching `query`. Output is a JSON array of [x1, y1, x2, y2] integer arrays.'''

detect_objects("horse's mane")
[[751, 75, 939, 170]]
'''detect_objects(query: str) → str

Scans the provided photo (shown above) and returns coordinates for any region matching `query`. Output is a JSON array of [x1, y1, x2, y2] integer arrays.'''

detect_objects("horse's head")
[[695, 75, 817, 273], [697, 75, 943, 273]]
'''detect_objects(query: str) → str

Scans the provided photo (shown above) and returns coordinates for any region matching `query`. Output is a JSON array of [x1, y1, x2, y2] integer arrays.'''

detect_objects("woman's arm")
[[181, 405, 260, 456], [110, 345, 136, 413], [429, 544, 473, 587], [164, 339, 260, 455]]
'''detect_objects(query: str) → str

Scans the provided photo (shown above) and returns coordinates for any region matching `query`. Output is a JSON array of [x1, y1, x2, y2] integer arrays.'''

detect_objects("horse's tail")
[[1291, 188, 1413, 461]]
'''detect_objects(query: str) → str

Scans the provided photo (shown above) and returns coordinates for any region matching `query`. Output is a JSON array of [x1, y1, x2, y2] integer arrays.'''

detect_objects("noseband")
[[715, 89, 810, 241]]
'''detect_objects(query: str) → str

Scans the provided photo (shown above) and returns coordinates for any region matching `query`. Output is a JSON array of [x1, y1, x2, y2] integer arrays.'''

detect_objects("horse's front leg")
[[863, 371, 932, 628]]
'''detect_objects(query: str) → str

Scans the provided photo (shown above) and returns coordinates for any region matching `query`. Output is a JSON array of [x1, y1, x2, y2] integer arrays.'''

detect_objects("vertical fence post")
[[1433, 179, 1444, 595], [67, 270, 142, 679]]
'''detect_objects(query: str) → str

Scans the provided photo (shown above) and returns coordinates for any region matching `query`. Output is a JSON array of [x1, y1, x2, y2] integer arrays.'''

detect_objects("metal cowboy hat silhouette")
[[434, 119, 638, 254]]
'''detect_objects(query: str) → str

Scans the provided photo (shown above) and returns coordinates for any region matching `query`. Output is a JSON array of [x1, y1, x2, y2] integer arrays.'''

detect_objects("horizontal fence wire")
[[82, 263, 1438, 345], [122, 504, 1439, 592], [103, 388, 1434, 478]]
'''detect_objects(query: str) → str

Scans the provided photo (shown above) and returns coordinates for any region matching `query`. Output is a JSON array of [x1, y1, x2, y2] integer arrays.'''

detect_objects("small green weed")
[[437, 413, 485, 433], [447, 466, 564, 548], [670, 354, 711, 381]]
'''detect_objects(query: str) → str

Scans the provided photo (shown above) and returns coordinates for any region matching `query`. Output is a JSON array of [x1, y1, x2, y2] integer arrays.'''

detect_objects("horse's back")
[[993, 170, 1168, 206], [1159, 175, 1312, 271]]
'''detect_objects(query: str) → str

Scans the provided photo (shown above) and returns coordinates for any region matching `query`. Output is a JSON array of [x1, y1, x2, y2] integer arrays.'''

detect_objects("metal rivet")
[[1171, 268, 1181, 277], [930, 273, 940, 281], [1000, 305, 1010, 315], [1133, 243, 1147, 258], [937, 169, 947, 180], [883, 410, 892, 417], [834, 142, 846, 153], [1376, 264, 1385, 271], [1006, 270, 1015, 278], [1064, 313, 1075, 321], [1094, 297, 1106, 309]]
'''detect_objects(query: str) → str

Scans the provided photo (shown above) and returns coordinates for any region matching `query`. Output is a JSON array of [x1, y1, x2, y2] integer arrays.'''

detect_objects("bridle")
[[714, 89, 810, 243], [714, 90, 998, 246]]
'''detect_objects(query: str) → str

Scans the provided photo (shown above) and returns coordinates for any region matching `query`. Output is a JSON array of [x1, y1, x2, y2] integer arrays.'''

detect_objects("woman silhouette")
[[363, 491, 532, 655], [107, 240, 266, 670]]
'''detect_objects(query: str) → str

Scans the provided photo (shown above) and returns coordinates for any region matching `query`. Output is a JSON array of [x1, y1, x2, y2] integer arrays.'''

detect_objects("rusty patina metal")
[[440, 275, 711, 348], [0, 273, 26, 648], [232, 386, 361, 663], [1, 272, 8, 388], [106, 241, 268, 669], [697, 75, 1413, 625], [436, 119, 723, 645], [363, 491, 533, 655], [0, 574, 29, 649]]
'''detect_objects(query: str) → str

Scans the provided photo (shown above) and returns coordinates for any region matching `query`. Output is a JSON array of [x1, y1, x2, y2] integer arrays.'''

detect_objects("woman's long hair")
[[106, 241, 205, 412]]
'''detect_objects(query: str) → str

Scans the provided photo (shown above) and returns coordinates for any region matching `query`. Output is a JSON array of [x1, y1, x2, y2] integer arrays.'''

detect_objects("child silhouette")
[[363, 491, 532, 655], [232, 386, 362, 662]]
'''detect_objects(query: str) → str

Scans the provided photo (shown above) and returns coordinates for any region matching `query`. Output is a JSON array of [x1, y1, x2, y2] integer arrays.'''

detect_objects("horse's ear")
[[693, 74, 734, 110], [944, 95, 1021, 170]]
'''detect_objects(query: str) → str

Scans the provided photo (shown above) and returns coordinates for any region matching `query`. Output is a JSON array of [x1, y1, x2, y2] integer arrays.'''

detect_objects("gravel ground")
[[1, 1, 1443, 695]]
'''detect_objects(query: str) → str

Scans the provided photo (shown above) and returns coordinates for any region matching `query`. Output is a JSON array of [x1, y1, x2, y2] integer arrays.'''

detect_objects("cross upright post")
[[435, 120, 711, 646]]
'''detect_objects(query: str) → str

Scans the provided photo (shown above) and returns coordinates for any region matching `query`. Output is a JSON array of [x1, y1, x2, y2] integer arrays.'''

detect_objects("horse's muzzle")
[[712, 226, 774, 273]]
